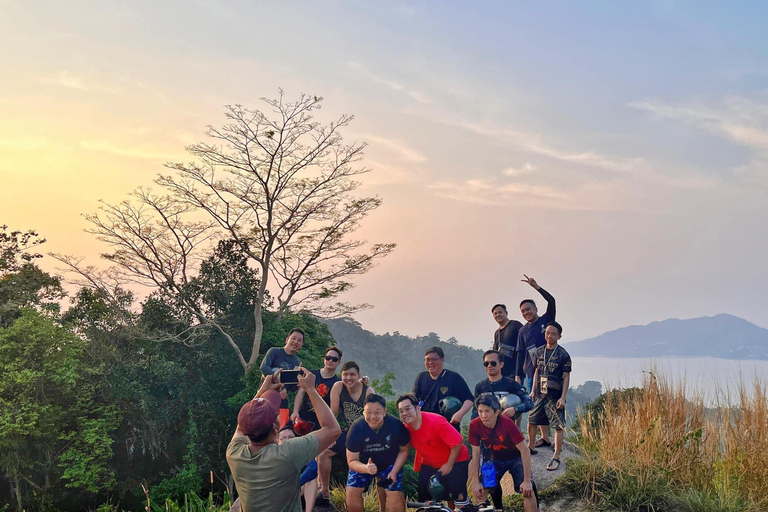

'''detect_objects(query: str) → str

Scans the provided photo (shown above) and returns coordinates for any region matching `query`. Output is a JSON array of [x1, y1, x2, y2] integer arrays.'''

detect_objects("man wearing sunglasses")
[[292, 346, 343, 430], [473, 350, 533, 425]]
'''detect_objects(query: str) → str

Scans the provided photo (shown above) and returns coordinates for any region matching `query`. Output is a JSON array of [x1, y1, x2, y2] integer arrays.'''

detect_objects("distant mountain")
[[564, 314, 768, 359], [320, 317, 488, 394]]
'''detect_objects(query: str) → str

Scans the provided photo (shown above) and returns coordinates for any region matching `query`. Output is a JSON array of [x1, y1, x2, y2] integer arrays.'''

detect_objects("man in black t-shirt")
[[528, 322, 571, 472], [346, 394, 410, 512], [473, 350, 533, 423], [491, 304, 523, 379], [412, 346, 473, 430], [291, 346, 342, 430]]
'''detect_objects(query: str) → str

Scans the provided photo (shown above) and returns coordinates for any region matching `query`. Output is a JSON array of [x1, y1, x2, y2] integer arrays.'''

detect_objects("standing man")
[[346, 394, 410, 512], [528, 322, 571, 471], [412, 346, 474, 430], [277, 425, 320, 512], [226, 368, 341, 512], [491, 304, 523, 379], [261, 327, 305, 427], [291, 346, 342, 429], [515, 275, 556, 450], [396, 394, 470, 510], [473, 350, 533, 424], [316, 361, 374, 506]]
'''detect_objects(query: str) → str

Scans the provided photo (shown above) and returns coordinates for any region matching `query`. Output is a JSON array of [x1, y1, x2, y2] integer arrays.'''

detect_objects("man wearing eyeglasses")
[[412, 346, 474, 430], [473, 350, 533, 425], [292, 346, 343, 429]]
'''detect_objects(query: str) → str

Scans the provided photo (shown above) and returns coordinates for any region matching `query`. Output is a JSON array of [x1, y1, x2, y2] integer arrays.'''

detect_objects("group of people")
[[226, 276, 573, 512]]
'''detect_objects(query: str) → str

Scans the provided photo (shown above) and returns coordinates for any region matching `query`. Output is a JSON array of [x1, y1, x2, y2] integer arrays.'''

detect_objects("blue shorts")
[[346, 464, 403, 492], [299, 459, 318, 487]]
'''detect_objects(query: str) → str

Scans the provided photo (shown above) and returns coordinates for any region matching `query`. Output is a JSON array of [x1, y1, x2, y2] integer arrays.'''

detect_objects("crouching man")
[[346, 394, 410, 512], [396, 393, 470, 509], [469, 393, 538, 512], [227, 368, 341, 512]]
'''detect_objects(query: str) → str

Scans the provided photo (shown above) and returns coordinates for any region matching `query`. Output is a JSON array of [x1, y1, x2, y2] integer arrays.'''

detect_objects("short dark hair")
[[546, 321, 563, 335], [325, 346, 342, 358], [365, 394, 386, 409], [279, 424, 295, 434], [519, 299, 536, 309], [396, 393, 419, 408], [288, 327, 306, 340], [491, 304, 507, 313], [341, 361, 360, 373], [483, 349, 501, 361], [475, 392, 501, 411], [425, 346, 444, 358]]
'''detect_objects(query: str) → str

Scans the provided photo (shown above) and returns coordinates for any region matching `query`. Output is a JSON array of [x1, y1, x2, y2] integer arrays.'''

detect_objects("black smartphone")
[[280, 369, 301, 385]]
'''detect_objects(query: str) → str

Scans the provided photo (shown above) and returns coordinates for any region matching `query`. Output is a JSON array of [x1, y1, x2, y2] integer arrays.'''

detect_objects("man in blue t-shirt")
[[514, 275, 556, 449], [346, 394, 410, 512], [260, 328, 305, 426]]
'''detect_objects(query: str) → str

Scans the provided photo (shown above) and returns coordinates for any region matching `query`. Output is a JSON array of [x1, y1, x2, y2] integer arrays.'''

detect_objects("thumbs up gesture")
[[366, 458, 378, 475]]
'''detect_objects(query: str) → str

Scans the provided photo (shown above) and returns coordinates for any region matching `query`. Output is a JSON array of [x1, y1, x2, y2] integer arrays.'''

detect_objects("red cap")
[[237, 390, 281, 440]]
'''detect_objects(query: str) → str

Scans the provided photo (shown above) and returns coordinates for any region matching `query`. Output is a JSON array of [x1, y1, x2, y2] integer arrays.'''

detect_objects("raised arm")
[[232, 371, 282, 440], [260, 347, 278, 376], [522, 274, 556, 320], [299, 368, 341, 454]]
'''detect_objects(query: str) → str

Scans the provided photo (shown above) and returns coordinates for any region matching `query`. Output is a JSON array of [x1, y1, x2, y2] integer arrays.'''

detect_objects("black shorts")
[[417, 460, 470, 505], [528, 395, 566, 430], [330, 429, 347, 455]]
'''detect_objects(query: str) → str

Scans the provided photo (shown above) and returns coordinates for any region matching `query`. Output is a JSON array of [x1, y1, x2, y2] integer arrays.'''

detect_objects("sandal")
[[546, 457, 561, 471], [529, 447, 538, 455], [535, 439, 552, 448]]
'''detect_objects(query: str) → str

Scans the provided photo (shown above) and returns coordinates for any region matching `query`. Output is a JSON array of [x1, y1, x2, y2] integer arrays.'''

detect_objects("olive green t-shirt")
[[226, 433, 318, 512]]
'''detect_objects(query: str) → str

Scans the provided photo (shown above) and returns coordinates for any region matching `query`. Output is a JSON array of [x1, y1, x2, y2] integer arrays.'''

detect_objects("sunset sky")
[[2, 1, 767, 349]]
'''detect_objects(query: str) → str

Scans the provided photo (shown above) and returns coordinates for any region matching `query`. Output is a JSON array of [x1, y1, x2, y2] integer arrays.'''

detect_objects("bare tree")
[[81, 92, 395, 373]]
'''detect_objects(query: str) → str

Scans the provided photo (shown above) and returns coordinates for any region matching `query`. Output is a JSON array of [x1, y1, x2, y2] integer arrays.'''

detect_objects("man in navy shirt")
[[514, 275, 556, 450], [346, 394, 410, 512], [260, 327, 305, 427], [492, 304, 523, 379], [412, 346, 474, 430], [473, 350, 533, 424]]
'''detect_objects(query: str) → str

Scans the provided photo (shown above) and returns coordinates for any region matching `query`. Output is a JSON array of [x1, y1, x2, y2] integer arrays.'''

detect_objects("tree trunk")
[[11, 475, 22, 512], [249, 300, 263, 374]]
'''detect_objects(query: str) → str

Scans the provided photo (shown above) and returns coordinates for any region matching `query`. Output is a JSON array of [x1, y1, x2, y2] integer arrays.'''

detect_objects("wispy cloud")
[[80, 140, 179, 160], [51, 71, 91, 91], [361, 134, 428, 162], [447, 119, 642, 172], [502, 162, 536, 176], [349, 62, 430, 104], [629, 96, 768, 154]]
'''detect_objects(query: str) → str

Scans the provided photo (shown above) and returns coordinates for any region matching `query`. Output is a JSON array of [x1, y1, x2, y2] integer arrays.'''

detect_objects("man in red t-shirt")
[[469, 393, 537, 512], [395, 393, 470, 508]]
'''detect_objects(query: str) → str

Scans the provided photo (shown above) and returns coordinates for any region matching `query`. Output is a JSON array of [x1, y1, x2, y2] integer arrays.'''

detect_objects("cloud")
[[348, 62, 431, 104], [80, 140, 180, 160], [361, 134, 428, 162], [629, 97, 768, 154], [52, 71, 91, 91], [502, 162, 536, 176], [447, 119, 642, 172], [428, 176, 591, 209]]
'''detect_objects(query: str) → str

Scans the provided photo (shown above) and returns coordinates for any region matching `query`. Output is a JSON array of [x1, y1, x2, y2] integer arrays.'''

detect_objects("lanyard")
[[543, 345, 559, 378]]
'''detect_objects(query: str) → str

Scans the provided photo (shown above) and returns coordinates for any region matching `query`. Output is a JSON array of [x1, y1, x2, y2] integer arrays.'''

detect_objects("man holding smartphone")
[[227, 368, 341, 512], [260, 328, 305, 427]]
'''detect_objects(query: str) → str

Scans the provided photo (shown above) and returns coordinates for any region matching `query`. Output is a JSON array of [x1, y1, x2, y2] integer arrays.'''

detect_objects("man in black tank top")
[[316, 361, 374, 505]]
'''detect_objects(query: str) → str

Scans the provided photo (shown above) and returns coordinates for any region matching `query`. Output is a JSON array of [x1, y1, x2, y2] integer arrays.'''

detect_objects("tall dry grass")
[[572, 372, 767, 511]]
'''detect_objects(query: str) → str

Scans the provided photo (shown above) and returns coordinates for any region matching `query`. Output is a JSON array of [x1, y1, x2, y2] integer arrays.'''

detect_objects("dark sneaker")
[[315, 494, 331, 506]]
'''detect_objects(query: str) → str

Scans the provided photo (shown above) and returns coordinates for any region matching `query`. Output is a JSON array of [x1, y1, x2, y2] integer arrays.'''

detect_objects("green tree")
[[0, 309, 119, 511]]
